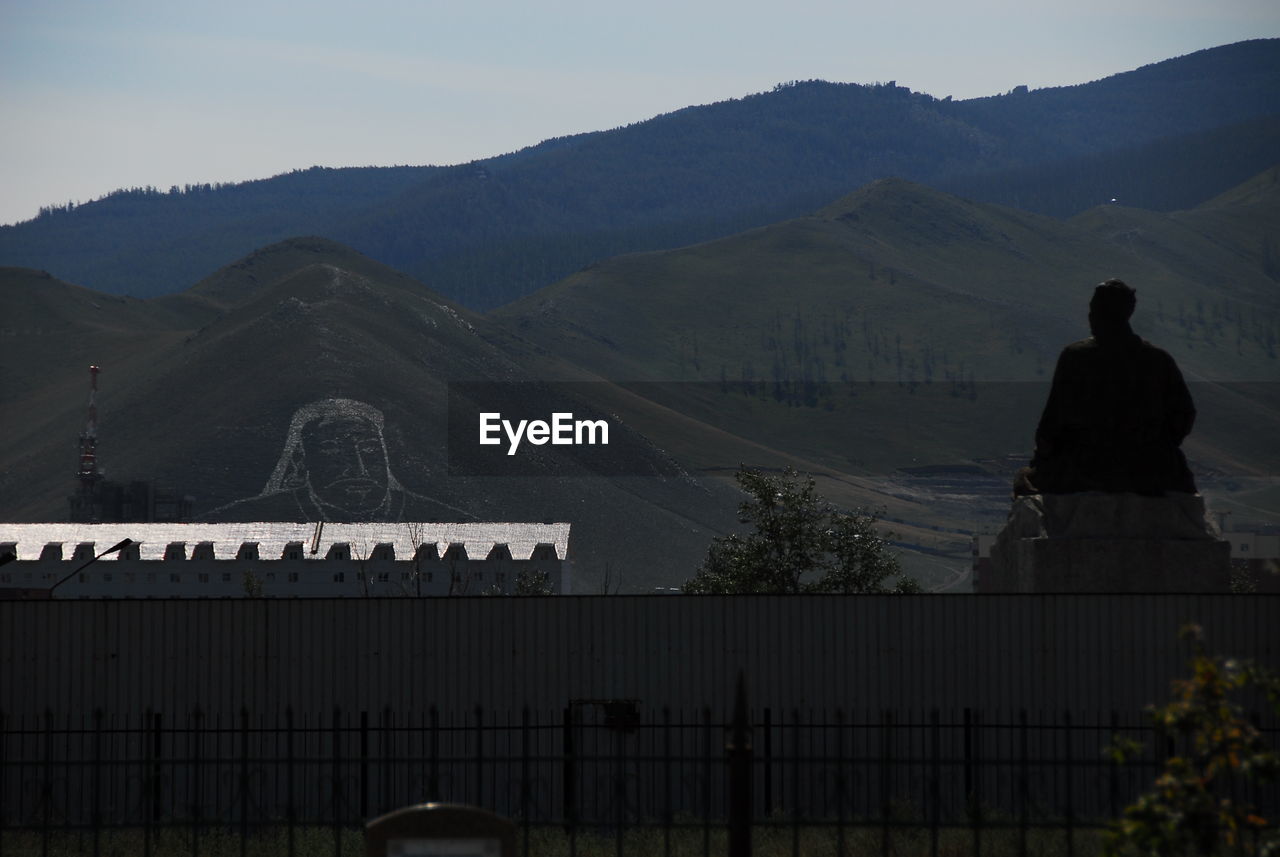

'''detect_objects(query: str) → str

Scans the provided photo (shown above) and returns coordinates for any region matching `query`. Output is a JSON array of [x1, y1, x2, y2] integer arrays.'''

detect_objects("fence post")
[[836, 708, 847, 857], [474, 706, 484, 809], [762, 708, 773, 820], [429, 706, 440, 803], [703, 707, 712, 857], [148, 710, 162, 857], [331, 707, 341, 857], [663, 708, 672, 857], [727, 674, 752, 857], [563, 706, 576, 837], [1064, 710, 1074, 857], [930, 708, 940, 857], [790, 709, 801, 857], [360, 711, 369, 821], [963, 707, 972, 808], [1108, 710, 1119, 822], [381, 707, 392, 819], [286, 708, 296, 857], [968, 709, 981, 857], [192, 708, 204, 857], [240, 708, 249, 857], [521, 707, 531, 857], [1019, 709, 1028, 857], [92, 709, 102, 857], [880, 709, 893, 857], [615, 713, 626, 857], [42, 709, 52, 857]]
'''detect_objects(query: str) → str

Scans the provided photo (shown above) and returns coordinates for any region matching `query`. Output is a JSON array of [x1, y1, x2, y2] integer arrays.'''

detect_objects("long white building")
[[0, 522, 572, 598]]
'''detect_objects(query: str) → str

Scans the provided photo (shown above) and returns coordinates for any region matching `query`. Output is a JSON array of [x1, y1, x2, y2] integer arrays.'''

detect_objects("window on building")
[[103, 573, 112, 583], [125, 573, 136, 583], [146, 573, 156, 584], [170, 573, 180, 583], [1241, 544, 1251, 552], [333, 572, 345, 583], [266, 573, 276, 582], [198, 573, 209, 583], [426, 572, 433, 583], [401, 571, 410, 581], [288, 572, 299, 583], [0, 574, 9, 583], [222, 573, 232, 583], [378, 572, 389, 583]]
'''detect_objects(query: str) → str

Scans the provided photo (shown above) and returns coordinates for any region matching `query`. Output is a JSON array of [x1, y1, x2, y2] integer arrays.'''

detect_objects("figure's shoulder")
[[1055, 337, 1100, 366], [1060, 337, 1098, 354]]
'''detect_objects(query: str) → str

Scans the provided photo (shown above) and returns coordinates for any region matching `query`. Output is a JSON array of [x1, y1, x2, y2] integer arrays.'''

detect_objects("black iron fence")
[[1, 700, 1276, 857]]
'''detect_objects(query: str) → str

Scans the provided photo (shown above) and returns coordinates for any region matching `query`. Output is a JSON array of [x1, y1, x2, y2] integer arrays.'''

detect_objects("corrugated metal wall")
[[1, 595, 1276, 720]]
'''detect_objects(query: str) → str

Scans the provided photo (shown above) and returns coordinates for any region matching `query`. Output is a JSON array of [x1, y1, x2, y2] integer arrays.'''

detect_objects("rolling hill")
[[0, 240, 744, 592], [2, 40, 1277, 310], [492, 170, 1280, 531], [4, 171, 1278, 591]]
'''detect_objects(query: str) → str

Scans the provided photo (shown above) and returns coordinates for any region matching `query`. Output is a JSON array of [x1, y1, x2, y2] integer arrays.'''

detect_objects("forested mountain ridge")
[[2, 40, 1277, 309]]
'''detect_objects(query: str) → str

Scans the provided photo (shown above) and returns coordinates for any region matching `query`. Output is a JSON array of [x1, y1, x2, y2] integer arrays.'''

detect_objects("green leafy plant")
[[684, 466, 919, 594], [241, 567, 264, 598], [515, 569, 554, 596], [1105, 625, 1280, 857]]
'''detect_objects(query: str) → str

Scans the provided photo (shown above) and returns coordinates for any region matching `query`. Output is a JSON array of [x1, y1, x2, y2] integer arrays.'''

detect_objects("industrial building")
[[0, 522, 572, 598]]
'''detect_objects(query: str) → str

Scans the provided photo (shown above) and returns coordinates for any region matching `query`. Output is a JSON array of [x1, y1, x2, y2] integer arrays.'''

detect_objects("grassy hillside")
[[0, 244, 743, 592], [1, 41, 1276, 309], [492, 173, 1280, 536], [5, 171, 1278, 592]]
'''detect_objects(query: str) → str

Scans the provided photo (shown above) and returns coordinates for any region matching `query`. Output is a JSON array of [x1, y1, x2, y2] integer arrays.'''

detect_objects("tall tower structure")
[[77, 365, 102, 487], [69, 365, 104, 522]]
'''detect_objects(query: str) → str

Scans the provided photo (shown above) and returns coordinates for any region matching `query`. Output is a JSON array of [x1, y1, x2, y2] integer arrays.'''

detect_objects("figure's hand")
[[1012, 466, 1038, 498]]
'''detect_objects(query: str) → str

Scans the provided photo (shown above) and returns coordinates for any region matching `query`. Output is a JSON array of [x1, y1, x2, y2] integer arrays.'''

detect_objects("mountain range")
[[2, 40, 1278, 309], [4, 167, 1278, 590], [2, 40, 1278, 591]]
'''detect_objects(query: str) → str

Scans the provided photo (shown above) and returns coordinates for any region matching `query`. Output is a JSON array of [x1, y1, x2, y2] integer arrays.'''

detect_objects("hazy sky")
[[1, 0, 1277, 226]]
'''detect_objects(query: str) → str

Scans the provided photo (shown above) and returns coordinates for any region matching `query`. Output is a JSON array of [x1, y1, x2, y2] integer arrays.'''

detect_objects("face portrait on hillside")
[[203, 398, 471, 523], [298, 410, 391, 517], [251, 399, 401, 520]]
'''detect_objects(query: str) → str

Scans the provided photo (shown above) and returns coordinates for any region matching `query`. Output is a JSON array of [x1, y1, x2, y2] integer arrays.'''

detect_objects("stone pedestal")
[[984, 493, 1231, 593]]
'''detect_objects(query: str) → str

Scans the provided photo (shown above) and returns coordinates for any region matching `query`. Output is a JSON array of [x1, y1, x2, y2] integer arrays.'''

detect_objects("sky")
[[1, 0, 1277, 226]]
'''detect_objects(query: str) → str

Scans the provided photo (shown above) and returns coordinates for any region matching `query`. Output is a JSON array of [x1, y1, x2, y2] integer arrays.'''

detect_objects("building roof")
[[0, 522, 571, 561]]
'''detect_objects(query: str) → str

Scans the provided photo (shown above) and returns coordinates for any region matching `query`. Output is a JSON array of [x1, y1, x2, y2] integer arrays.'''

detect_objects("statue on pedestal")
[[1014, 279, 1197, 497], [987, 280, 1229, 593]]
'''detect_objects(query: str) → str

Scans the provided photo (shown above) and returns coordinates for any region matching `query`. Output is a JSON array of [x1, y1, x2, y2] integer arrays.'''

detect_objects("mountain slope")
[[0, 241, 741, 592], [2, 41, 1276, 309], [492, 174, 1280, 502]]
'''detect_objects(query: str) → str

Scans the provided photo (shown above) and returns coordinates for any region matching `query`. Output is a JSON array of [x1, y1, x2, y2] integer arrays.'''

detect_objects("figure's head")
[[1089, 278, 1136, 336], [264, 399, 401, 517]]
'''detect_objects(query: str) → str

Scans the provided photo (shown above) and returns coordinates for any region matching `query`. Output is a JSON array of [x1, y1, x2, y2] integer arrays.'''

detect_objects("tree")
[[241, 567, 263, 598], [683, 467, 920, 594], [1105, 625, 1280, 857], [515, 569, 554, 596]]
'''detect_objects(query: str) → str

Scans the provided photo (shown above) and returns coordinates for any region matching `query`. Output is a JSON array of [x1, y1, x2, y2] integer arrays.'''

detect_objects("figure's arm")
[[1033, 350, 1073, 459], [1165, 354, 1195, 444]]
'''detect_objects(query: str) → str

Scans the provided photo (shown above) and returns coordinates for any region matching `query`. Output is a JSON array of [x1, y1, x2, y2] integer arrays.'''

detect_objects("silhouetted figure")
[[1015, 280, 1197, 496]]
